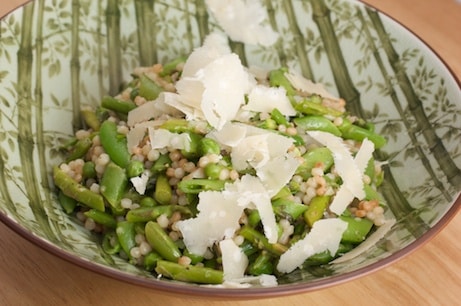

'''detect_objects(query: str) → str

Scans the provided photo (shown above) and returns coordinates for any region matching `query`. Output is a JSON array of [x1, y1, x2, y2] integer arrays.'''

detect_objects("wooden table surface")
[[1, 0, 460, 305]]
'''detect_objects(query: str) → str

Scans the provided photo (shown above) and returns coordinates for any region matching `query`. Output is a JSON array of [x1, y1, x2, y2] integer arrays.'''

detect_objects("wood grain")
[[1, 1, 460, 305]]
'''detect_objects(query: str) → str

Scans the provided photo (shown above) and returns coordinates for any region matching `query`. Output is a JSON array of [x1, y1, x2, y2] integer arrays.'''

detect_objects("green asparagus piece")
[[81, 108, 101, 131], [65, 137, 92, 163], [338, 118, 387, 149], [53, 166, 105, 212], [272, 198, 309, 220], [294, 115, 341, 136], [238, 226, 288, 257], [155, 260, 223, 284], [116, 221, 137, 259], [57, 190, 78, 214], [248, 251, 274, 276], [84, 209, 117, 228], [296, 147, 334, 180], [340, 214, 374, 243], [101, 95, 137, 114], [177, 178, 227, 194], [269, 68, 297, 96], [304, 195, 331, 227]]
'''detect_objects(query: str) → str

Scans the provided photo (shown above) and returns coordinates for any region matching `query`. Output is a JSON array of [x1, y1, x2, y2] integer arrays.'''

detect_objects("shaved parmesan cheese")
[[220, 238, 249, 281], [256, 154, 300, 197], [130, 172, 150, 195], [181, 32, 231, 78], [127, 93, 183, 127], [127, 121, 164, 153], [175, 191, 244, 256], [206, 0, 279, 46], [285, 72, 339, 101], [277, 218, 348, 273], [225, 175, 278, 243], [331, 218, 396, 264], [148, 128, 191, 151], [200, 53, 252, 129], [329, 138, 375, 215], [244, 85, 296, 116], [308, 131, 365, 199], [207, 122, 247, 147]]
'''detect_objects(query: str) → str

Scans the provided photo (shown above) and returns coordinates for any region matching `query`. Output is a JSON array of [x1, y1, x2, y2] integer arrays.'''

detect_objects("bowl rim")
[[1, 0, 460, 298]]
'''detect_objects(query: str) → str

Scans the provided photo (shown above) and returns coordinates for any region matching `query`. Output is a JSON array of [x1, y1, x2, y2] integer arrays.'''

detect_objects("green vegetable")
[[340, 215, 374, 243], [139, 74, 163, 100], [296, 147, 334, 179], [101, 95, 136, 114], [57, 190, 77, 214], [116, 221, 137, 259], [248, 251, 274, 276], [65, 137, 92, 163], [304, 195, 330, 227], [155, 260, 223, 284], [154, 175, 172, 205], [272, 198, 309, 220], [145, 221, 181, 262], [53, 166, 105, 212], [99, 120, 131, 168], [84, 209, 117, 228], [100, 162, 128, 210], [294, 115, 341, 136], [338, 118, 387, 149], [238, 226, 288, 257], [177, 179, 227, 194]]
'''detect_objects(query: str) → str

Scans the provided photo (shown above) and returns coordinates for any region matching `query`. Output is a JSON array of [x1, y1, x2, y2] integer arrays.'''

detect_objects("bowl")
[[0, 0, 460, 298]]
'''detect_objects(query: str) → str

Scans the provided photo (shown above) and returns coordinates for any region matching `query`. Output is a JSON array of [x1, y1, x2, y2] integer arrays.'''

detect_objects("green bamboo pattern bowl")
[[0, 0, 460, 297]]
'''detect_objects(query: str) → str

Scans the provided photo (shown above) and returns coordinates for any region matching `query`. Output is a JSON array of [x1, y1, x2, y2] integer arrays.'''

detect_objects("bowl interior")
[[0, 0, 460, 297]]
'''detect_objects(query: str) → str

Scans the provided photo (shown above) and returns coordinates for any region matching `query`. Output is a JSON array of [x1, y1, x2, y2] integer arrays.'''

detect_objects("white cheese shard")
[[127, 93, 182, 127], [126, 121, 164, 154], [308, 131, 365, 200], [205, 0, 279, 47], [277, 218, 348, 274], [328, 138, 375, 215], [130, 171, 150, 195], [331, 218, 396, 264], [225, 175, 278, 243], [168, 39, 255, 130], [219, 238, 249, 281], [148, 128, 191, 151], [285, 71, 340, 101], [200, 53, 252, 129], [175, 191, 244, 256], [256, 154, 300, 197], [244, 85, 296, 116]]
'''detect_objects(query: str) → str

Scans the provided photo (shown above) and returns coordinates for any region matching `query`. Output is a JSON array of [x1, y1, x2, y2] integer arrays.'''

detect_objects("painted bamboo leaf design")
[[283, 0, 314, 80], [228, 40, 247, 67], [366, 8, 461, 190], [355, 9, 451, 202], [17, 3, 57, 242], [310, 0, 360, 115], [311, 0, 427, 237], [106, 0, 123, 95], [71, 0, 82, 130], [263, 0, 287, 67], [195, 0, 209, 44], [183, 0, 195, 52], [134, 0, 158, 66]]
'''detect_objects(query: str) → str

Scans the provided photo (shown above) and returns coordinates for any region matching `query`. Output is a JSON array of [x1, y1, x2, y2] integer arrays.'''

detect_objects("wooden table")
[[1, 1, 460, 305]]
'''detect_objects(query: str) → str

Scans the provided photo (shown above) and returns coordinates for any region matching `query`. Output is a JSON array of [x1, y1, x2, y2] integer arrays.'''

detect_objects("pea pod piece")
[[303, 243, 353, 266], [340, 215, 374, 243], [294, 115, 341, 137], [126, 205, 191, 223], [144, 251, 163, 271], [53, 166, 105, 212], [139, 74, 163, 100], [82, 161, 96, 179], [154, 175, 172, 205], [304, 195, 331, 227], [101, 95, 136, 114], [155, 260, 223, 284], [151, 153, 172, 173], [100, 162, 128, 210], [271, 108, 289, 126], [58, 190, 77, 214], [126, 160, 145, 178], [145, 221, 181, 262], [199, 137, 221, 156], [99, 120, 131, 168], [102, 231, 121, 255], [181, 132, 203, 159], [159, 118, 193, 133], [116, 221, 137, 258]]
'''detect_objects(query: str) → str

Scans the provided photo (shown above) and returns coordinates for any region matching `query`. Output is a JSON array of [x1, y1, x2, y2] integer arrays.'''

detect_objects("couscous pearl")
[[178, 256, 192, 266], [233, 235, 244, 246], [121, 198, 133, 209], [147, 149, 160, 161], [130, 247, 142, 259], [157, 214, 169, 228], [169, 231, 180, 241], [139, 241, 152, 255], [85, 218, 96, 231]]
